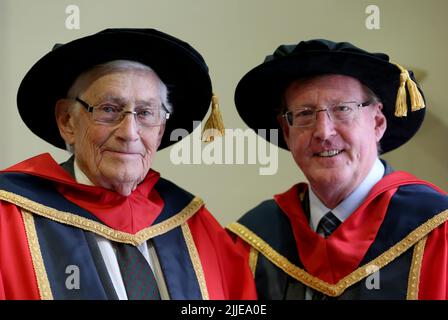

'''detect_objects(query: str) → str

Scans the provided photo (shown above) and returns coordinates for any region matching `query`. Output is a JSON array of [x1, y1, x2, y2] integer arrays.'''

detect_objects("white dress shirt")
[[73, 160, 168, 299], [309, 158, 385, 232], [305, 158, 385, 299]]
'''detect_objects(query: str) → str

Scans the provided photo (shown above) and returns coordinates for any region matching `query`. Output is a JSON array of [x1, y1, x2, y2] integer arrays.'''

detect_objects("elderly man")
[[0, 29, 256, 300], [228, 39, 448, 299]]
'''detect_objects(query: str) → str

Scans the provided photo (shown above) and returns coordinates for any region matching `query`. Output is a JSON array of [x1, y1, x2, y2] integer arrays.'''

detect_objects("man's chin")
[[308, 168, 349, 187], [97, 168, 144, 188], [113, 185, 134, 197]]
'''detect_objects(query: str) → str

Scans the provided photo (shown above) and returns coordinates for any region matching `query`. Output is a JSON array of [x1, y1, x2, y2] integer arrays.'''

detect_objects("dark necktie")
[[115, 243, 161, 300], [317, 211, 341, 238], [312, 211, 341, 300]]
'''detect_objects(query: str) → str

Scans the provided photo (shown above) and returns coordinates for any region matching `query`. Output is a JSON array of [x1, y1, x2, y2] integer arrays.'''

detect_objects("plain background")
[[1, 0, 447, 226]]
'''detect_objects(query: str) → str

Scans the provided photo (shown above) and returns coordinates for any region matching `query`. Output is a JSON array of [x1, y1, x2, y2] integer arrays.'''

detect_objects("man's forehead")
[[81, 71, 162, 97], [285, 74, 366, 100], [86, 68, 161, 84], [289, 74, 363, 88], [68, 65, 162, 99]]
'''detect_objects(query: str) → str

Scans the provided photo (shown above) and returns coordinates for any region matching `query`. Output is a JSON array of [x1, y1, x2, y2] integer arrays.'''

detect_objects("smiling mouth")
[[314, 149, 343, 157]]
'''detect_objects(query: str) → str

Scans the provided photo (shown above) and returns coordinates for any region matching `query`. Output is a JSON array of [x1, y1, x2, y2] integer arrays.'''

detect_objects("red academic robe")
[[0, 153, 257, 300], [229, 171, 448, 299]]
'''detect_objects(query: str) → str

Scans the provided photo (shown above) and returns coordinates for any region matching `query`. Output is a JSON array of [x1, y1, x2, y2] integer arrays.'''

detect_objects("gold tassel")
[[202, 94, 225, 142], [395, 72, 408, 117], [406, 77, 425, 111], [392, 63, 426, 117]]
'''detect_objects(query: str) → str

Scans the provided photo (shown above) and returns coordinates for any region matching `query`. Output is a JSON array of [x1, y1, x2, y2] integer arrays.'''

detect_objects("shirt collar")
[[74, 159, 94, 186], [309, 158, 385, 231]]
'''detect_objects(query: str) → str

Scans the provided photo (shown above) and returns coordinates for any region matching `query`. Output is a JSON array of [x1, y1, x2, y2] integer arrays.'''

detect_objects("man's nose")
[[115, 112, 140, 141], [313, 109, 337, 141]]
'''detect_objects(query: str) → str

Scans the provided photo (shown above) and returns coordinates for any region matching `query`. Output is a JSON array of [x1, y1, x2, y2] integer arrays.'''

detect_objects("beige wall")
[[1, 0, 447, 226]]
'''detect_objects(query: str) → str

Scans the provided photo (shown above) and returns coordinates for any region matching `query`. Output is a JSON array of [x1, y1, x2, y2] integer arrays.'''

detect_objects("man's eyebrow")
[[292, 99, 358, 108], [290, 103, 317, 109], [97, 95, 126, 105], [135, 98, 161, 107], [97, 95, 160, 107]]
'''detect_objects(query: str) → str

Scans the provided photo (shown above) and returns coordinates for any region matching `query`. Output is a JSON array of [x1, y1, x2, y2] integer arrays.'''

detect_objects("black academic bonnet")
[[234, 39, 426, 153], [17, 28, 213, 150]]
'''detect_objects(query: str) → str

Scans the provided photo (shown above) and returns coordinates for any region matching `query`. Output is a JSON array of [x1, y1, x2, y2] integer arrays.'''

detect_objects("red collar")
[[3, 153, 164, 234], [274, 171, 428, 283]]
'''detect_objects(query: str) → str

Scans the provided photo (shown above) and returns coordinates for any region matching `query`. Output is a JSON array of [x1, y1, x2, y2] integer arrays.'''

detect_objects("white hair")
[[67, 59, 173, 113]]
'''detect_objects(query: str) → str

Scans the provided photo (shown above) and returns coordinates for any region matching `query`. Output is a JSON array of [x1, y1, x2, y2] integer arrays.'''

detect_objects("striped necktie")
[[317, 211, 341, 238], [115, 243, 161, 300]]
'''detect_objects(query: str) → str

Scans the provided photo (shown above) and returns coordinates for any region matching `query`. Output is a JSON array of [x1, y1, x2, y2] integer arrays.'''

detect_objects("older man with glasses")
[[227, 39, 448, 300], [0, 29, 256, 300]]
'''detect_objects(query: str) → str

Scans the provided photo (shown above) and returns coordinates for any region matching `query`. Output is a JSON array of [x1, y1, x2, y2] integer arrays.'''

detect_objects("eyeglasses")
[[283, 101, 372, 128], [75, 97, 170, 127]]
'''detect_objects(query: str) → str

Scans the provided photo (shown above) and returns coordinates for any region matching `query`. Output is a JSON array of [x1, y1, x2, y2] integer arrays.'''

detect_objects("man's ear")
[[55, 99, 76, 145], [278, 114, 292, 150], [373, 103, 387, 143]]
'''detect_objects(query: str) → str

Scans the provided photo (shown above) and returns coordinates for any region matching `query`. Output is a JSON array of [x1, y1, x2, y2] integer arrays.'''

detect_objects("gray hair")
[[67, 59, 173, 112], [64, 60, 173, 152], [361, 84, 381, 105]]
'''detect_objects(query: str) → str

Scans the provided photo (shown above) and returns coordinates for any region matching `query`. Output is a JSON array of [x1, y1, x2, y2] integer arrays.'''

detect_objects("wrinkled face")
[[57, 70, 166, 196], [279, 74, 387, 195]]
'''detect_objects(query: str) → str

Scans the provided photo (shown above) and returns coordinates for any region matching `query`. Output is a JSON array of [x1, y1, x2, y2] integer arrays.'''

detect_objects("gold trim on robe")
[[181, 223, 209, 300], [227, 209, 448, 297], [406, 236, 427, 300], [21, 209, 54, 300], [0, 190, 203, 246], [248, 246, 259, 277]]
